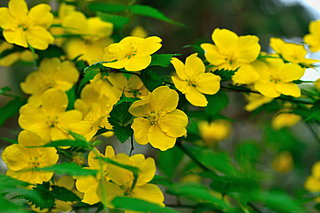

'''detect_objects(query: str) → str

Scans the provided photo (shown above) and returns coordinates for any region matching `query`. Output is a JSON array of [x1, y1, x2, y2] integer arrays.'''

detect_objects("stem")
[[305, 122, 320, 145], [176, 141, 210, 172], [129, 136, 134, 156]]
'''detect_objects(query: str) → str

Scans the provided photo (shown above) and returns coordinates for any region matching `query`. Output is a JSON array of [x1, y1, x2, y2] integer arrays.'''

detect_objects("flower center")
[[145, 111, 164, 125]]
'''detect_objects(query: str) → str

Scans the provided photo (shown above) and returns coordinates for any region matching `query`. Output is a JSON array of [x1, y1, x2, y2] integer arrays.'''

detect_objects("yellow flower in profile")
[[244, 93, 273, 111], [270, 38, 319, 66], [2, 144, 58, 184], [0, 0, 54, 49], [0, 41, 34, 66], [304, 20, 320, 52], [19, 88, 85, 142], [201, 28, 260, 70], [21, 58, 79, 104], [129, 86, 188, 151], [272, 151, 293, 174], [198, 120, 231, 145], [272, 112, 301, 130], [305, 162, 320, 192], [103, 36, 162, 71], [171, 53, 221, 107], [254, 59, 305, 97], [131, 26, 148, 38]]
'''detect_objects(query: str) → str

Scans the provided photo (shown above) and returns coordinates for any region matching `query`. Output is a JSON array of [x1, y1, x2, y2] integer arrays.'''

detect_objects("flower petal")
[[3, 28, 28, 47], [28, 4, 53, 28], [185, 86, 208, 107], [148, 125, 176, 151], [171, 57, 187, 79], [185, 53, 205, 77], [132, 117, 151, 145], [254, 81, 280, 98], [26, 26, 53, 50], [275, 82, 301, 97], [196, 73, 221, 94], [124, 55, 151, 71], [158, 109, 188, 137], [9, 0, 28, 18], [149, 86, 178, 113]]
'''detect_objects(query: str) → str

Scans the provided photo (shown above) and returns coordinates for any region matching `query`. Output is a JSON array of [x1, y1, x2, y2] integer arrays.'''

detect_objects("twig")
[[129, 136, 134, 156]]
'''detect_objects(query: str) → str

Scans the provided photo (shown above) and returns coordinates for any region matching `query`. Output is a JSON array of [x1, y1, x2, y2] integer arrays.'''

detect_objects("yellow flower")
[[74, 83, 114, 140], [75, 146, 123, 205], [0, 0, 54, 49], [244, 93, 273, 111], [198, 120, 231, 145], [131, 26, 148, 38], [305, 162, 320, 192], [124, 75, 149, 98], [19, 88, 85, 142], [304, 20, 320, 52], [21, 58, 79, 104], [2, 144, 58, 184], [103, 36, 162, 71], [106, 146, 164, 206], [129, 86, 188, 151], [270, 38, 319, 65], [0, 41, 34, 66], [171, 53, 221, 107], [271, 113, 301, 130], [253, 59, 305, 97], [271, 151, 293, 174], [201, 28, 260, 71]]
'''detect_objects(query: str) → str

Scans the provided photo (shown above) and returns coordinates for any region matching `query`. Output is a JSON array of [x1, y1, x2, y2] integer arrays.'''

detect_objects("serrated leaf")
[[0, 98, 26, 126], [167, 183, 228, 210], [214, 69, 236, 81], [150, 54, 178, 67], [88, 2, 127, 13], [112, 197, 178, 213], [31, 182, 55, 210], [51, 185, 81, 202], [98, 12, 129, 30], [113, 125, 133, 143], [139, 68, 163, 91], [205, 91, 229, 117], [129, 5, 183, 26], [0, 175, 30, 191], [109, 102, 133, 127], [34, 163, 97, 176]]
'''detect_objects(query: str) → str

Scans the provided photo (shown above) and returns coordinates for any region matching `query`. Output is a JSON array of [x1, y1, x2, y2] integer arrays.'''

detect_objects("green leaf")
[[157, 146, 183, 178], [51, 185, 81, 202], [0, 197, 29, 213], [113, 125, 133, 143], [0, 98, 26, 126], [150, 175, 173, 187], [98, 12, 129, 30], [35, 45, 64, 62], [167, 183, 229, 210], [205, 91, 229, 117], [68, 130, 87, 142], [235, 142, 260, 167], [41, 139, 90, 148], [88, 2, 127, 13], [112, 197, 177, 213], [214, 69, 236, 81], [0, 137, 18, 144], [109, 102, 133, 127], [129, 5, 183, 26], [150, 54, 178, 67], [78, 63, 104, 92], [66, 86, 77, 110], [34, 163, 97, 176], [31, 182, 55, 210], [97, 157, 139, 177], [139, 68, 164, 91], [0, 175, 30, 191]]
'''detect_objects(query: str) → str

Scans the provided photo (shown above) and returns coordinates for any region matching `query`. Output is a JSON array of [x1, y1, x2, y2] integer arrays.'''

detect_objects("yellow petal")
[[196, 73, 221, 94], [3, 28, 28, 47], [131, 184, 164, 206], [172, 76, 189, 93], [201, 43, 226, 66], [132, 156, 155, 186], [129, 96, 152, 117], [148, 125, 176, 151], [185, 86, 208, 107], [276, 63, 305, 82], [171, 57, 187, 79], [86, 17, 113, 38], [185, 53, 205, 77], [149, 86, 179, 113], [124, 55, 151, 71], [254, 81, 280, 98], [131, 117, 151, 145], [26, 26, 53, 50], [212, 28, 238, 52], [235, 35, 260, 63], [62, 11, 87, 34], [232, 64, 259, 84], [158, 109, 188, 137], [28, 4, 53, 28], [274, 82, 301, 97], [18, 130, 46, 146], [41, 89, 68, 114], [9, 0, 28, 18], [0, 8, 16, 29], [2, 144, 30, 171], [138, 36, 162, 55]]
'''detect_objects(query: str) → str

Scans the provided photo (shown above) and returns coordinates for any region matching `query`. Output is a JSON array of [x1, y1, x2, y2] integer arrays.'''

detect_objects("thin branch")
[[305, 122, 320, 145], [129, 136, 134, 156]]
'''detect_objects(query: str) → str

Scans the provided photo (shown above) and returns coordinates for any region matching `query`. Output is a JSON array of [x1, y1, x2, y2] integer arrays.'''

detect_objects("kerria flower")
[[0, 0, 54, 49], [129, 86, 188, 151], [171, 53, 221, 106]]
